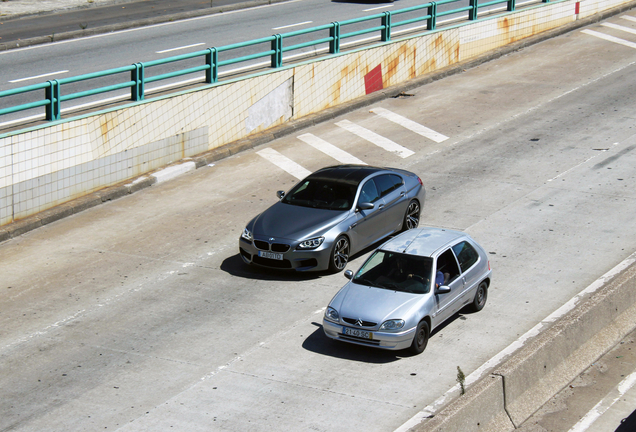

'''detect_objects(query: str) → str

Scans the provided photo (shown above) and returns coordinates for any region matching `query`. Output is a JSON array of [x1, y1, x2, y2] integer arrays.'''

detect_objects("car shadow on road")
[[302, 312, 466, 363], [220, 254, 325, 281]]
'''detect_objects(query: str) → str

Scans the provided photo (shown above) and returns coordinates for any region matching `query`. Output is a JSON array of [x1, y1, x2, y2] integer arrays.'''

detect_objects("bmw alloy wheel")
[[404, 200, 420, 230], [330, 236, 350, 272]]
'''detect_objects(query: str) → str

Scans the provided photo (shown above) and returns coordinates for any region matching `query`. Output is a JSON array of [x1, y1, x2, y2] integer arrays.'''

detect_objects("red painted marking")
[[364, 65, 383, 95], [575, 2, 580, 14]]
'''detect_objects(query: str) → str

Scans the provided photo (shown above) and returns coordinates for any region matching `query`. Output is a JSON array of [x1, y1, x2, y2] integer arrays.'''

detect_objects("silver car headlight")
[[241, 227, 253, 242], [324, 307, 339, 322], [296, 236, 324, 250], [379, 319, 405, 331]]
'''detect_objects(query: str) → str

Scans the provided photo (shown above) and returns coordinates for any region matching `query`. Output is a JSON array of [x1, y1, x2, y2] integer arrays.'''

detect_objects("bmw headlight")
[[296, 236, 324, 250], [241, 227, 253, 242], [379, 319, 405, 331], [324, 307, 339, 322]]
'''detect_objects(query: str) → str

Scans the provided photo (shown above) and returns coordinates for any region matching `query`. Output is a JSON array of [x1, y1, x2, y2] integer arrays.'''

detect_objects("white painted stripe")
[[568, 369, 636, 432], [621, 15, 636, 23], [256, 148, 311, 180], [156, 43, 205, 54], [370, 107, 449, 143], [582, 29, 636, 49], [152, 162, 196, 183], [273, 21, 312, 30], [9, 70, 69, 83], [335, 120, 414, 158], [297, 133, 367, 165], [602, 22, 636, 36], [395, 249, 636, 432], [363, 5, 394, 12]]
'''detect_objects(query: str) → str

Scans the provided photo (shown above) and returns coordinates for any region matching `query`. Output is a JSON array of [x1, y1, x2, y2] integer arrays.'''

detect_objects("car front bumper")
[[239, 236, 333, 272], [322, 318, 416, 351]]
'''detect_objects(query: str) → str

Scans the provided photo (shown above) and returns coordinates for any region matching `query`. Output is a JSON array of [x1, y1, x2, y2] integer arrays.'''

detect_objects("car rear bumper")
[[322, 319, 416, 351]]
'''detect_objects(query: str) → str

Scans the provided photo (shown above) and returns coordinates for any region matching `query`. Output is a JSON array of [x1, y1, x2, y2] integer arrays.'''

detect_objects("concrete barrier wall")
[[417, 257, 636, 431], [0, 0, 629, 228]]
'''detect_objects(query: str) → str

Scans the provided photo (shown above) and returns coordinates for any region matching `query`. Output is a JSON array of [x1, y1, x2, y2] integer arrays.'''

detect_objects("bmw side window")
[[359, 180, 380, 203], [390, 174, 404, 189], [373, 175, 396, 197], [452, 241, 479, 273]]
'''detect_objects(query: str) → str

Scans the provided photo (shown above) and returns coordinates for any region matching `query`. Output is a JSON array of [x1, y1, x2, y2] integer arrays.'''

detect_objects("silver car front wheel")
[[329, 236, 350, 272]]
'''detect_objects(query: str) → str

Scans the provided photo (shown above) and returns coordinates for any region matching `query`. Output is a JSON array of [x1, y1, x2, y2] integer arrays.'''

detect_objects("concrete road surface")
[[2, 10, 636, 432]]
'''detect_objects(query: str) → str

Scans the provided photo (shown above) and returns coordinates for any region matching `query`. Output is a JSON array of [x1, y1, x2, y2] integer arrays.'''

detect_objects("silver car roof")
[[381, 227, 468, 257]]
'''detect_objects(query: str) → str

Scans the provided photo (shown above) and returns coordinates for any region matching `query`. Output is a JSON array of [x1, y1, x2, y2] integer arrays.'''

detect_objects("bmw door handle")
[[378, 204, 385, 210], [350, 222, 357, 229], [400, 192, 405, 197]]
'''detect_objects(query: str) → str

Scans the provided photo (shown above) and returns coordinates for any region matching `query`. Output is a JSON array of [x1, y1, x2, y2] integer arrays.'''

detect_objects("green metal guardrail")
[[0, 0, 540, 123]]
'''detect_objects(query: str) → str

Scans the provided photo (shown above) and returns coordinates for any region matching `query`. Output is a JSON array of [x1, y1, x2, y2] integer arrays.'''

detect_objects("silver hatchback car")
[[323, 227, 492, 354]]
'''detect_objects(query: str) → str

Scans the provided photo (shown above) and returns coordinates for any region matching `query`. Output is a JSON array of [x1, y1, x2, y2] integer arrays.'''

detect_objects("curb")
[[416, 255, 636, 431], [1, 1, 635, 244]]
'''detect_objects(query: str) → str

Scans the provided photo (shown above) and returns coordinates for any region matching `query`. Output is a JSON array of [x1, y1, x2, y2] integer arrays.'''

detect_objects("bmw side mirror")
[[358, 202, 374, 211], [344, 270, 353, 280], [436, 285, 451, 294], [276, 190, 285, 199]]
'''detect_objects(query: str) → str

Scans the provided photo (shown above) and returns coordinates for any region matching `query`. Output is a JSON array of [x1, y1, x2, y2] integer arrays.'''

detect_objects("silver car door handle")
[[400, 192, 405, 197], [350, 222, 357, 229], [378, 204, 385, 209]]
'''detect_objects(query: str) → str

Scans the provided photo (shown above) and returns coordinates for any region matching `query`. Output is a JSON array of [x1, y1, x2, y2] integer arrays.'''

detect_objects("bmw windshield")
[[281, 179, 357, 210], [353, 250, 433, 294]]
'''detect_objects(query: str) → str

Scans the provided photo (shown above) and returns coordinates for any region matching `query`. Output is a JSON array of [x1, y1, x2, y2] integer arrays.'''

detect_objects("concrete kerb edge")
[[412, 256, 636, 432], [1, 1, 634, 244]]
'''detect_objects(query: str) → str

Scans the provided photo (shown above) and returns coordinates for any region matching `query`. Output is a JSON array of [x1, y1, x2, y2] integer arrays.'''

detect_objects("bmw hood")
[[333, 282, 423, 324], [250, 202, 348, 240]]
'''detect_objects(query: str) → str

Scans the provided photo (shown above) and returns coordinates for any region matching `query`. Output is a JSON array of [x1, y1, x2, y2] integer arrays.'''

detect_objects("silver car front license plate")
[[258, 251, 283, 260], [344, 327, 373, 339]]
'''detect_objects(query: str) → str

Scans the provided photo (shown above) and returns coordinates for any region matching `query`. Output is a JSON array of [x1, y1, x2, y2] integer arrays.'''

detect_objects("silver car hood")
[[251, 201, 348, 240], [334, 282, 423, 324]]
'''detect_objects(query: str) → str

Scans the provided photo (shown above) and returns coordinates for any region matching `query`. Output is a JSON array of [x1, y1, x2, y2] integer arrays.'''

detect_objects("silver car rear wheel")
[[468, 281, 488, 312], [403, 200, 420, 231], [329, 235, 350, 272]]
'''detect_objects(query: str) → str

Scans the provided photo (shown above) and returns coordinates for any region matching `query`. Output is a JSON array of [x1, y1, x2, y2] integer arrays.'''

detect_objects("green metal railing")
[[0, 0, 538, 124]]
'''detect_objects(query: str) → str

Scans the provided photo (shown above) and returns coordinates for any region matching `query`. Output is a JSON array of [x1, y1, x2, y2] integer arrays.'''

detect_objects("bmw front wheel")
[[403, 200, 420, 231], [329, 235, 350, 273]]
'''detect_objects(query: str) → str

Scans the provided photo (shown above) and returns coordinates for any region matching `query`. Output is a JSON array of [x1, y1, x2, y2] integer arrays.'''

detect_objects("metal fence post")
[[206, 48, 218, 83], [428, 2, 437, 30], [131, 63, 145, 101], [329, 22, 340, 54], [271, 34, 283, 68], [45, 79, 60, 121], [508, 0, 516, 11], [381, 11, 392, 42], [469, 0, 479, 20]]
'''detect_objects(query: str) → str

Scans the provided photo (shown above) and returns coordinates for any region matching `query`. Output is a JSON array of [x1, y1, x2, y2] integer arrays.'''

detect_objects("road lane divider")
[[369, 108, 449, 143], [336, 120, 414, 158], [297, 133, 367, 165]]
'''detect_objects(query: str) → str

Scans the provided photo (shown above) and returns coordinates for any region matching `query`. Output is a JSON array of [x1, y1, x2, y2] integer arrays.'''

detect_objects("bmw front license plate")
[[258, 251, 283, 260], [344, 327, 373, 339]]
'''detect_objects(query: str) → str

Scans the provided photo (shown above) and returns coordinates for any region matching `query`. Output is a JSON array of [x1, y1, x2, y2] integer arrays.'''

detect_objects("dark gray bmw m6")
[[239, 165, 425, 272]]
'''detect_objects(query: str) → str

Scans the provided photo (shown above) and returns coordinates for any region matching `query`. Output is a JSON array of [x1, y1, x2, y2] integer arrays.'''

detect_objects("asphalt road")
[[1, 11, 636, 432]]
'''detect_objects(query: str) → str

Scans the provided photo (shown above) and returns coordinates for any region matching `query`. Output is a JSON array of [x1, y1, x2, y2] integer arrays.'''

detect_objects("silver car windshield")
[[353, 250, 433, 294], [281, 179, 356, 210]]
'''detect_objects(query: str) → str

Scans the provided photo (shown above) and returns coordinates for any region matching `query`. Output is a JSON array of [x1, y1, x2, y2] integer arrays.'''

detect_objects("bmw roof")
[[380, 227, 469, 256], [307, 165, 386, 185]]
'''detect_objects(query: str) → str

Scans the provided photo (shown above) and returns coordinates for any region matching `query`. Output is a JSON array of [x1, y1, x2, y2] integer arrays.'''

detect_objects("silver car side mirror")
[[344, 270, 354, 279], [276, 190, 285, 199], [436, 285, 451, 294]]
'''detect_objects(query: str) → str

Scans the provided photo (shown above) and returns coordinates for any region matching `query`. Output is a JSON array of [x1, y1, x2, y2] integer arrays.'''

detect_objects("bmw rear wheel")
[[410, 320, 429, 354], [403, 200, 420, 231], [329, 235, 350, 273]]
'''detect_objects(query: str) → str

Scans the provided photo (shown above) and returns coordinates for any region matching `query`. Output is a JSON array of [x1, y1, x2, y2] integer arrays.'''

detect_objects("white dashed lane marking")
[[370, 107, 449, 143], [256, 148, 311, 180], [297, 133, 367, 165], [335, 119, 415, 158]]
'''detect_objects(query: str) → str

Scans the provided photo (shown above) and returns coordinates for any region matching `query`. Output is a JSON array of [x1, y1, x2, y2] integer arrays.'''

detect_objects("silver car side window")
[[451, 241, 479, 273]]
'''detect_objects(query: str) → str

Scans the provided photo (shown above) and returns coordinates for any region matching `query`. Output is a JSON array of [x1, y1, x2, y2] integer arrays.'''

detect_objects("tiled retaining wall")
[[0, 0, 628, 227]]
